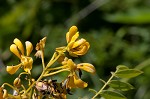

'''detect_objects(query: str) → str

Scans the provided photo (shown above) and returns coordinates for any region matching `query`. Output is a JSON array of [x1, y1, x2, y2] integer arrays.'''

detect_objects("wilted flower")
[[35, 37, 47, 58], [66, 26, 90, 57], [6, 38, 33, 74]]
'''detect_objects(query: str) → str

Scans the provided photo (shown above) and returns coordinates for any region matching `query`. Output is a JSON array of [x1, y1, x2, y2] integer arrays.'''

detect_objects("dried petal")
[[25, 41, 33, 56], [34, 50, 42, 58]]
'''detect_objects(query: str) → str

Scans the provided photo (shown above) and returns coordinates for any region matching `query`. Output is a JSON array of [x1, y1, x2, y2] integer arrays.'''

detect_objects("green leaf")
[[99, 79, 106, 84], [100, 90, 127, 99], [115, 69, 143, 78], [108, 80, 134, 91], [116, 65, 129, 71]]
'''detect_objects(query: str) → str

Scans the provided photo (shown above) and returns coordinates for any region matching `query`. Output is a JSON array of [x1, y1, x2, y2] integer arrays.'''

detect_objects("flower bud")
[[66, 26, 78, 43], [3, 89, 8, 98], [13, 77, 21, 88]]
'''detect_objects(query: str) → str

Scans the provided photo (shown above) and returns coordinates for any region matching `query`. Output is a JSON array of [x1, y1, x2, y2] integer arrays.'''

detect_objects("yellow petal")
[[66, 26, 78, 43], [72, 47, 85, 55], [68, 51, 78, 57], [25, 41, 33, 56], [21, 56, 33, 73], [6, 64, 21, 74], [73, 42, 90, 55], [69, 26, 78, 35], [70, 32, 79, 42], [72, 38, 86, 48], [25, 59, 33, 73], [77, 63, 95, 74], [68, 59, 76, 71], [73, 46, 87, 55], [67, 41, 74, 49], [24, 68, 31, 74], [67, 76, 76, 88], [10, 44, 21, 59], [85, 42, 90, 49], [28, 57, 33, 69], [74, 74, 88, 88], [13, 38, 24, 55]]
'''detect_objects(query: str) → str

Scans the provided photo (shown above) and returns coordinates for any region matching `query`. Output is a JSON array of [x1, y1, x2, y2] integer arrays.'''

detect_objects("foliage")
[[0, 26, 142, 99]]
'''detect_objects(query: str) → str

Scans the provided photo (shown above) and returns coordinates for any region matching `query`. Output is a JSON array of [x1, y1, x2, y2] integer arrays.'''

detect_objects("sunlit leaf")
[[115, 69, 143, 78], [100, 90, 127, 99], [108, 80, 134, 91]]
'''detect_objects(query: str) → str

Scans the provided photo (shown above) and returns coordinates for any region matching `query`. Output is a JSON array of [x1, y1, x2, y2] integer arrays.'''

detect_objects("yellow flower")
[[66, 26, 90, 57], [6, 38, 33, 74], [62, 58, 95, 88], [35, 37, 46, 58]]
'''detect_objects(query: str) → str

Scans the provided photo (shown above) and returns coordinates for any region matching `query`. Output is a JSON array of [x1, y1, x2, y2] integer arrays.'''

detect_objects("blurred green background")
[[0, 0, 150, 99]]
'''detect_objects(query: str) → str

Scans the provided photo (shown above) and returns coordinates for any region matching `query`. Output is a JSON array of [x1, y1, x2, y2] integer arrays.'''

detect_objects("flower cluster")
[[0, 26, 95, 99], [6, 38, 33, 74], [66, 26, 90, 57]]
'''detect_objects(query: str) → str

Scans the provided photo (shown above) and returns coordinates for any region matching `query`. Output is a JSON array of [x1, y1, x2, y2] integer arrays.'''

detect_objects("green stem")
[[47, 65, 66, 71], [19, 72, 29, 77], [41, 51, 45, 69], [2, 83, 19, 93], [92, 71, 116, 99], [2, 83, 22, 98], [46, 52, 60, 68], [26, 69, 44, 93], [26, 51, 62, 93], [43, 69, 69, 77]]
